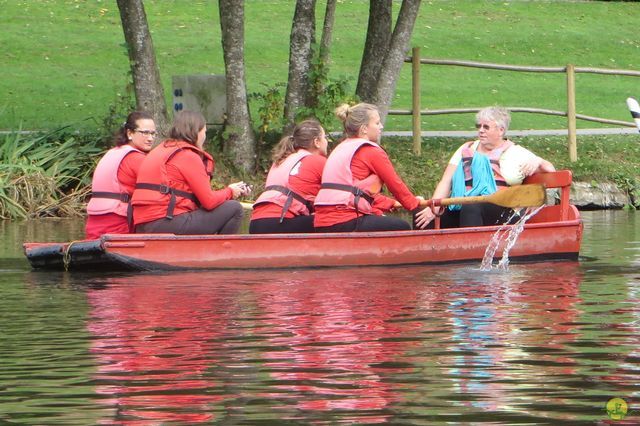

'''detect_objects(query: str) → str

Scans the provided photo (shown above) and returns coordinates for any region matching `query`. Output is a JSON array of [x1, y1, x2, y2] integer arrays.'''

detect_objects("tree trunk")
[[355, 0, 392, 103], [219, 0, 256, 172], [306, 0, 336, 110], [319, 0, 337, 64], [283, 0, 316, 129], [116, 0, 169, 136], [373, 0, 421, 123]]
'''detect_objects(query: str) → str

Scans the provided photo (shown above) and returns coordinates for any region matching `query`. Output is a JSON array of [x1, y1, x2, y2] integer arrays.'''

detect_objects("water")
[[480, 206, 544, 271], [1, 211, 639, 424]]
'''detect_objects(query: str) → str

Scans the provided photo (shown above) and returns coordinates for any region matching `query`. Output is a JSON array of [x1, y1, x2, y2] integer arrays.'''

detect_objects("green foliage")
[[3, 1, 639, 132], [0, 129, 104, 219], [296, 45, 359, 130], [100, 83, 136, 148], [249, 82, 287, 167]]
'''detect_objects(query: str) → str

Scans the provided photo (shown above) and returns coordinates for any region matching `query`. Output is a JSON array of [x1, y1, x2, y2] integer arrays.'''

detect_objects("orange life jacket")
[[87, 145, 143, 217], [131, 140, 214, 219], [314, 138, 383, 215], [253, 149, 315, 222], [461, 140, 514, 190]]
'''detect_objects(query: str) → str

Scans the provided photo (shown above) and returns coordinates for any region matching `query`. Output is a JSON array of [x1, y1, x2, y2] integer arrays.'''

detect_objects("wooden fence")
[[391, 47, 640, 160]]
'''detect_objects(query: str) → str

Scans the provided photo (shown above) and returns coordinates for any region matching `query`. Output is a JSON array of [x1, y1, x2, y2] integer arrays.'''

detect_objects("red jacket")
[[252, 151, 326, 221], [314, 143, 419, 228], [314, 138, 383, 215], [131, 140, 232, 226]]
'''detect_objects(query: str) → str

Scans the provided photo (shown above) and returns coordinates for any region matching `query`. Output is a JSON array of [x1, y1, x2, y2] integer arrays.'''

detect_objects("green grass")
[[2, 0, 640, 132], [1, 1, 640, 219]]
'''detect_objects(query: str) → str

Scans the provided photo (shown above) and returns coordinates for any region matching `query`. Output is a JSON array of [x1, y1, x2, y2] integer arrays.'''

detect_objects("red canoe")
[[23, 171, 582, 271]]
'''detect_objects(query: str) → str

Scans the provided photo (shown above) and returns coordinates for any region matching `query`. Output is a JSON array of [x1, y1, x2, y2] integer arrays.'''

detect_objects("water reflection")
[[1, 211, 639, 424], [78, 263, 632, 424]]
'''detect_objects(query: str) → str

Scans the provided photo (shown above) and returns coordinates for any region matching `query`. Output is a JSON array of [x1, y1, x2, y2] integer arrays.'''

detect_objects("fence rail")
[[393, 47, 639, 160]]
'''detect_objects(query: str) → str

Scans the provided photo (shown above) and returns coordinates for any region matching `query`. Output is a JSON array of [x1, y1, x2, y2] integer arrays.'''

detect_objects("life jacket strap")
[[264, 184, 314, 223], [90, 191, 131, 203], [135, 183, 199, 220]]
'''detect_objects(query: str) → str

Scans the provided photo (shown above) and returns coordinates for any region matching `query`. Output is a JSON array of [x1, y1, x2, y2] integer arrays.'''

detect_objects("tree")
[[306, 0, 337, 111], [356, 0, 421, 123], [319, 0, 337, 65], [356, 0, 392, 102], [219, 0, 257, 172], [283, 0, 317, 129], [116, 0, 169, 135]]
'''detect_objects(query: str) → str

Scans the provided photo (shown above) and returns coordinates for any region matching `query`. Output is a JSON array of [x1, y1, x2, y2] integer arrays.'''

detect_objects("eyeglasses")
[[475, 123, 492, 131], [135, 129, 157, 137]]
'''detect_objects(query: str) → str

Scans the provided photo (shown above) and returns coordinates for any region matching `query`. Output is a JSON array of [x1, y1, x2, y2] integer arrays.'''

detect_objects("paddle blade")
[[485, 184, 546, 208], [627, 97, 640, 132], [430, 184, 547, 209]]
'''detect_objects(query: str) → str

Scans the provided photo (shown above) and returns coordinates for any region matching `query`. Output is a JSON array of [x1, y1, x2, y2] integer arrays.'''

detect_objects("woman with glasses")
[[249, 119, 328, 234], [131, 110, 250, 235], [414, 106, 555, 229], [313, 103, 422, 232], [85, 111, 156, 239]]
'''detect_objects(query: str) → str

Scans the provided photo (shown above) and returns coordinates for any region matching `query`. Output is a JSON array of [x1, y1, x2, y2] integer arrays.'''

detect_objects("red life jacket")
[[131, 140, 214, 219], [87, 145, 143, 217], [461, 140, 514, 190], [314, 138, 383, 215], [253, 149, 315, 222]]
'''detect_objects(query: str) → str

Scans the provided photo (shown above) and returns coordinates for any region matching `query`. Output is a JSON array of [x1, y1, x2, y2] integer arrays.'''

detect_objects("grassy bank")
[[2, 1, 639, 219], [2, 0, 640, 132]]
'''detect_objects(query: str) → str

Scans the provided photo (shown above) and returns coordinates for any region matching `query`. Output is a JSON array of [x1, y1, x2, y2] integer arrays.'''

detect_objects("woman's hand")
[[228, 181, 251, 199], [414, 206, 436, 229], [520, 156, 543, 177]]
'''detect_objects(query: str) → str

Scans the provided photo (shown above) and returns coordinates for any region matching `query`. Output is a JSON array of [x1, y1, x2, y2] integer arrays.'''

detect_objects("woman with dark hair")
[[313, 103, 422, 232], [131, 110, 250, 235], [85, 111, 156, 239], [249, 119, 328, 234]]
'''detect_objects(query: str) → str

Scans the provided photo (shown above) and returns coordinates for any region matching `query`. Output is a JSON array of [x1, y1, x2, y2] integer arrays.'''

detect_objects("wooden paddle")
[[419, 183, 546, 209]]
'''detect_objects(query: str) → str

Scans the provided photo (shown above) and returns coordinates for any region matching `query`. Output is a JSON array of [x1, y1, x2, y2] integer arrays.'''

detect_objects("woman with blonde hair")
[[313, 103, 421, 232], [250, 119, 328, 234], [131, 110, 250, 234]]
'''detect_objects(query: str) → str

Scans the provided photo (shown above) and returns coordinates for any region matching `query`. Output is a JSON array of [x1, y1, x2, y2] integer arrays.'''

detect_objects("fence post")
[[412, 47, 421, 155], [566, 64, 577, 162]]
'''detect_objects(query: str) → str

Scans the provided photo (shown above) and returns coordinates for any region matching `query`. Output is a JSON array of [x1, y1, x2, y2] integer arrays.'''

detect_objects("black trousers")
[[249, 215, 315, 234], [315, 214, 411, 233], [415, 203, 517, 229]]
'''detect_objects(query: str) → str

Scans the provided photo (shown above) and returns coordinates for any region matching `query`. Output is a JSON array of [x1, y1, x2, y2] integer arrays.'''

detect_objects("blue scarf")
[[449, 151, 497, 211]]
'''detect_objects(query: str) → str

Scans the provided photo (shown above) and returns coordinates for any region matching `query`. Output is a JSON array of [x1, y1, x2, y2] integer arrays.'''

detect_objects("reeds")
[[0, 128, 104, 219]]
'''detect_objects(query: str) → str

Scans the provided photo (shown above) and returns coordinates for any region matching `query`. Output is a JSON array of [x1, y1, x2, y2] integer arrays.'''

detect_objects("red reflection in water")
[[87, 278, 239, 424], [83, 264, 589, 423], [85, 270, 426, 424], [254, 275, 424, 423]]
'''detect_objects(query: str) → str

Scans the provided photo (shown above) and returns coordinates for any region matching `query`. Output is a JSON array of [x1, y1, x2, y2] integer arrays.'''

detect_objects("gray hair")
[[476, 106, 511, 134]]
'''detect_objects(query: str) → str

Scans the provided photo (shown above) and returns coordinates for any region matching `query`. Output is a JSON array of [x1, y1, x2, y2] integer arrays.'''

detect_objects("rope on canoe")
[[62, 241, 82, 271]]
